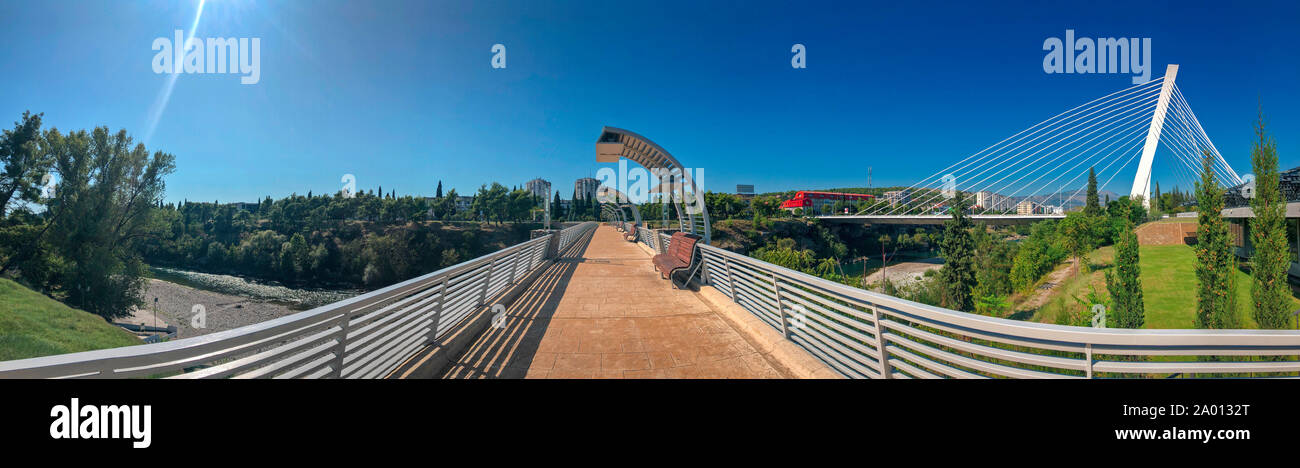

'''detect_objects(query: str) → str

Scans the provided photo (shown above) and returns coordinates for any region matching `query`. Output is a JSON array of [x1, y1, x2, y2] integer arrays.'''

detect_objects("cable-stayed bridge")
[[821, 64, 1241, 226]]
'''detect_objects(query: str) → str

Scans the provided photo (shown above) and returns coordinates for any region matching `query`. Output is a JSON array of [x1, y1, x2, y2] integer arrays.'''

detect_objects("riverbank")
[[131, 278, 304, 338]]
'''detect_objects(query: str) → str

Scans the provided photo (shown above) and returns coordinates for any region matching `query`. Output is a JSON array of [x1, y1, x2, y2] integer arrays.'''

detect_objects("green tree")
[[39, 127, 176, 319], [1058, 212, 1097, 274], [1247, 109, 1291, 329], [1105, 205, 1144, 328], [1194, 149, 1239, 329], [938, 192, 975, 311], [1084, 166, 1101, 216], [972, 229, 1016, 316], [0, 111, 50, 215]]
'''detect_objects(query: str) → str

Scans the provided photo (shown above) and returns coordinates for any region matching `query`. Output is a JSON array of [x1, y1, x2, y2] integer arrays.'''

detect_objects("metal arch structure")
[[596, 185, 643, 227], [600, 203, 625, 226], [596, 126, 711, 244]]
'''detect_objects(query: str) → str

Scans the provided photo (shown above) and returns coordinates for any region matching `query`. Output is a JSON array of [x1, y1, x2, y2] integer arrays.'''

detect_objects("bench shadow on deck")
[[440, 225, 786, 379]]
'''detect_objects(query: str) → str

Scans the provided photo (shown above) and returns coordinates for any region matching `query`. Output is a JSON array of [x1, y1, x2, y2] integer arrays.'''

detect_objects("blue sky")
[[0, 0, 1296, 204]]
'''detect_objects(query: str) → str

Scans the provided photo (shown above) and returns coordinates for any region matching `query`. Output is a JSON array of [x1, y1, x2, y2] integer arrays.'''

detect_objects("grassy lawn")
[[0, 278, 141, 361], [1028, 244, 1298, 329], [1139, 244, 1279, 329]]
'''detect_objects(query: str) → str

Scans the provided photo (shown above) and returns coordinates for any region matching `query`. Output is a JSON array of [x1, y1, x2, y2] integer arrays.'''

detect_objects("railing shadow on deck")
[[440, 225, 598, 378]]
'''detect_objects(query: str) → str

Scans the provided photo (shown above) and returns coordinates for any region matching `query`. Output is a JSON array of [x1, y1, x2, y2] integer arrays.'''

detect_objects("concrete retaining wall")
[[1136, 221, 1197, 246]]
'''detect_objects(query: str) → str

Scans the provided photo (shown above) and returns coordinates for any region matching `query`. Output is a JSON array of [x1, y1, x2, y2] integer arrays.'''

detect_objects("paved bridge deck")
[[441, 225, 786, 379]]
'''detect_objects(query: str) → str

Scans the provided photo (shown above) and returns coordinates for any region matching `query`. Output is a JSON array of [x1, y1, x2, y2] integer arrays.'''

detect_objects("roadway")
[[817, 214, 1065, 225]]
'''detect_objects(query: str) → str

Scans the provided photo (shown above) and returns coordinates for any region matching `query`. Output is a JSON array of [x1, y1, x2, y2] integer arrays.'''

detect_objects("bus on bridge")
[[780, 191, 876, 214]]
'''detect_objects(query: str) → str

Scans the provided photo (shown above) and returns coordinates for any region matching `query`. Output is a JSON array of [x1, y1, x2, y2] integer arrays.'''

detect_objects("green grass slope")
[[0, 278, 140, 361], [1028, 244, 1297, 329]]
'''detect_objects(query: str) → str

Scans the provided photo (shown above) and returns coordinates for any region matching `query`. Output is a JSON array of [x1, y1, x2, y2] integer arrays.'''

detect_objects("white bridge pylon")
[[1129, 65, 1180, 207], [857, 64, 1241, 217]]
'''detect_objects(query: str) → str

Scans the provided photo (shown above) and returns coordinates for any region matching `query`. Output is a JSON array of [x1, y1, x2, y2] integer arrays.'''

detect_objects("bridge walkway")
[[441, 225, 786, 379]]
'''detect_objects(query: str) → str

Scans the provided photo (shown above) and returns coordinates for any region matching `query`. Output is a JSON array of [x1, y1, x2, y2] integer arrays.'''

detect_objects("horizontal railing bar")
[[237, 341, 341, 379], [882, 319, 1087, 371], [885, 344, 986, 379], [171, 324, 345, 379], [1092, 359, 1300, 375]]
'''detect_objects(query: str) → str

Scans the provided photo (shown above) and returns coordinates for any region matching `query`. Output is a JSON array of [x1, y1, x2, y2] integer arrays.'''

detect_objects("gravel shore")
[[863, 257, 945, 289], [130, 278, 299, 338]]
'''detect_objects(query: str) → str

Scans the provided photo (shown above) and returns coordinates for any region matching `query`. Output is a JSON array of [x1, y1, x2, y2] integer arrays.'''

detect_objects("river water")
[[148, 266, 362, 310]]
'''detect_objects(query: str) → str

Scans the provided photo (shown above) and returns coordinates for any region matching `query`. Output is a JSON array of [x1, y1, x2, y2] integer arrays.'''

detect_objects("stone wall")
[[1135, 221, 1198, 246]]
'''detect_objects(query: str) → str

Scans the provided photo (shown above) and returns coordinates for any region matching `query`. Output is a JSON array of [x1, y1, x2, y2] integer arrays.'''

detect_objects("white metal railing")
[[559, 222, 596, 252], [635, 226, 659, 252], [697, 244, 1300, 379], [0, 225, 600, 379], [656, 231, 672, 255]]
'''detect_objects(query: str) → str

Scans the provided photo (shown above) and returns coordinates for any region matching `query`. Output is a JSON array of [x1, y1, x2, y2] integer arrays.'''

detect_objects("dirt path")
[[1015, 258, 1078, 312]]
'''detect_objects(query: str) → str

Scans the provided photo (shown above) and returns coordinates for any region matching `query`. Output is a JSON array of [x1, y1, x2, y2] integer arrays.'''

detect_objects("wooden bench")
[[652, 232, 703, 289]]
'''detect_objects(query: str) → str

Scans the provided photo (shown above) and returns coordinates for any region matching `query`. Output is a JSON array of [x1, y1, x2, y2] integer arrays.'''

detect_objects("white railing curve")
[[0, 222, 598, 379], [696, 243, 1300, 379]]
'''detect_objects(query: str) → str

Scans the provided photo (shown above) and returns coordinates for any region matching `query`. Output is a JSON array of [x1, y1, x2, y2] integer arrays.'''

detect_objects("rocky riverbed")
[[128, 279, 305, 338]]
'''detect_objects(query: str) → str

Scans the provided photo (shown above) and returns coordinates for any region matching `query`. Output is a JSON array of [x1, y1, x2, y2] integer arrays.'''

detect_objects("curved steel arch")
[[600, 203, 624, 225], [596, 126, 711, 243], [596, 185, 643, 226]]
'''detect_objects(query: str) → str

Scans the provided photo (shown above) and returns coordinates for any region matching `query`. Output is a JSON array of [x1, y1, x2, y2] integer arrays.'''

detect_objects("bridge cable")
[[854, 78, 1165, 215]]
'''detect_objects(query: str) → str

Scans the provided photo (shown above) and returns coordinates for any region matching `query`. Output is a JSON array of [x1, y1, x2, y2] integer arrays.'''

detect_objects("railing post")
[[426, 278, 447, 345], [724, 257, 737, 301], [772, 272, 790, 339], [699, 250, 712, 286], [507, 247, 518, 285], [1085, 343, 1094, 379], [331, 314, 350, 378], [479, 257, 496, 306], [872, 303, 892, 379]]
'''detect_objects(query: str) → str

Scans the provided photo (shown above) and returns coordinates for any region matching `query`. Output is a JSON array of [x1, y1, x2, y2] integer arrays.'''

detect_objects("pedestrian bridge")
[[5, 221, 1300, 379], [0, 75, 1290, 378]]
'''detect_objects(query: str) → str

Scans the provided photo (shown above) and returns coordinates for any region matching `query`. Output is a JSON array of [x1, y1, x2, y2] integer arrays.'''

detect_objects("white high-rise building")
[[525, 178, 551, 199], [574, 177, 599, 201], [974, 191, 1010, 212]]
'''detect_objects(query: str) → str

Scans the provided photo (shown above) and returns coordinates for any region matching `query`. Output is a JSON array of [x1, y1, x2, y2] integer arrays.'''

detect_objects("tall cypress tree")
[[553, 191, 563, 219], [939, 192, 976, 311], [436, 181, 443, 198], [1106, 203, 1144, 328], [1085, 167, 1101, 216], [1153, 181, 1162, 211], [1247, 109, 1290, 329], [1194, 149, 1239, 329]]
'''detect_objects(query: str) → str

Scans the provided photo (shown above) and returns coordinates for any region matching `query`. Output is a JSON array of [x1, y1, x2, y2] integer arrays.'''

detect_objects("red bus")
[[779, 191, 876, 212]]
